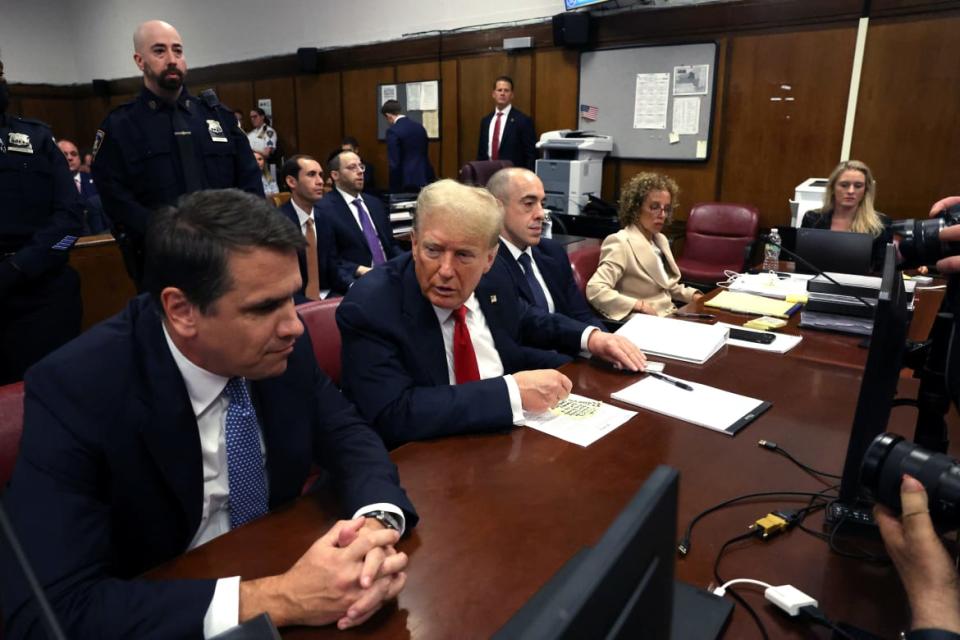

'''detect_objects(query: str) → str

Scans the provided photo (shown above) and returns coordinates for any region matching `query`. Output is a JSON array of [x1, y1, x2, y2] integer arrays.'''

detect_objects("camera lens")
[[860, 432, 960, 529]]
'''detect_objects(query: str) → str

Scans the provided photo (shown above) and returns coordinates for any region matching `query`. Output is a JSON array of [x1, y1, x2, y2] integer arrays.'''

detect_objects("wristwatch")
[[363, 510, 401, 532]]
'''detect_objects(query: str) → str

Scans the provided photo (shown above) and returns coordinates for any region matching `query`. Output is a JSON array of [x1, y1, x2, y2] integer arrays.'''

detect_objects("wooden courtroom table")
[[147, 322, 951, 638]]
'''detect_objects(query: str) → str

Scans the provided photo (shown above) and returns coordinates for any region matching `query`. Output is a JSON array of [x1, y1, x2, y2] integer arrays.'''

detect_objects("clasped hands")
[[239, 515, 407, 630]]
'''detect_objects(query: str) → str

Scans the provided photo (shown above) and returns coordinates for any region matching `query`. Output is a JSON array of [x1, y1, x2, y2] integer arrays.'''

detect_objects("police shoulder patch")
[[92, 129, 105, 159]]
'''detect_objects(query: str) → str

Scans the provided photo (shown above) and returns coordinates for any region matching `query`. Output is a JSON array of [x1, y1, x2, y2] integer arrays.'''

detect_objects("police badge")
[[207, 119, 227, 143], [7, 131, 33, 154]]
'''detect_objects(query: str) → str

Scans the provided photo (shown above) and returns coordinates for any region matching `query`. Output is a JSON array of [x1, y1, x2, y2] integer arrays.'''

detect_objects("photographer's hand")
[[930, 197, 960, 274], [875, 475, 960, 633]]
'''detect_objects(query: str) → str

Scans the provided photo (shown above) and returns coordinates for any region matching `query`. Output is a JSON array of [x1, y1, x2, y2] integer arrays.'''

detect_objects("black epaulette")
[[200, 89, 221, 109]]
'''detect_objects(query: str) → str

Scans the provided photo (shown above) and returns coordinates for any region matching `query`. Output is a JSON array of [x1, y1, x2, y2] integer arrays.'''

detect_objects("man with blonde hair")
[[336, 179, 646, 448]]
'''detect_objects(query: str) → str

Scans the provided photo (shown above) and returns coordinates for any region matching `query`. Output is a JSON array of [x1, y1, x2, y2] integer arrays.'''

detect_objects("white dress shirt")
[[291, 199, 330, 299], [487, 104, 512, 158], [499, 237, 556, 313], [161, 325, 404, 637], [430, 294, 525, 425]]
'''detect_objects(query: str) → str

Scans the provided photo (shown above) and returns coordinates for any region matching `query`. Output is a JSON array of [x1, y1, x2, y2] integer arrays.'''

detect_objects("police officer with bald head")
[[0, 57, 86, 384], [92, 19, 262, 286]]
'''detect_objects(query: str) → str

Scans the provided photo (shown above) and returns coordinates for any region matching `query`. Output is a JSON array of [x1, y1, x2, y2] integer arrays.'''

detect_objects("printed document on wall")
[[406, 82, 422, 110], [419, 81, 439, 111], [672, 97, 700, 135], [633, 73, 670, 129], [380, 85, 397, 105]]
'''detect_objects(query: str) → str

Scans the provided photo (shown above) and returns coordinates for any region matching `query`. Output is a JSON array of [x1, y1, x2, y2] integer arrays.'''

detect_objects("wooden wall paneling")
[[342, 66, 396, 186], [108, 93, 136, 110], [213, 80, 254, 129], [253, 77, 298, 160], [718, 24, 857, 229], [20, 97, 77, 143], [850, 13, 960, 219], [397, 61, 442, 181], [870, 0, 960, 17], [75, 96, 111, 151], [533, 48, 579, 139], [294, 72, 342, 163], [440, 59, 459, 180]]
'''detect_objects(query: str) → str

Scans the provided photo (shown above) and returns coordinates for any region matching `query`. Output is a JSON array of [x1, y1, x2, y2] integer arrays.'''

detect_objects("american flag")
[[580, 104, 599, 121]]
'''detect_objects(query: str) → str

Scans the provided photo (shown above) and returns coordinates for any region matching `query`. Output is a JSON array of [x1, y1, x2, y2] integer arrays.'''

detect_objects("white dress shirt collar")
[[499, 235, 529, 261], [290, 198, 315, 229], [162, 323, 230, 417], [431, 292, 479, 326], [336, 186, 363, 207], [496, 104, 513, 119]]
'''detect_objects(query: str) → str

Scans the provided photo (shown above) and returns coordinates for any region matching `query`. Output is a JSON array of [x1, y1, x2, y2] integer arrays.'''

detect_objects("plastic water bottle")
[[762, 228, 781, 271]]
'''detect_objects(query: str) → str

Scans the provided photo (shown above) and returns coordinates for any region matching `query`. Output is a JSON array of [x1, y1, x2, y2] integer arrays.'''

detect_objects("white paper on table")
[[523, 393, 637, 447], [716, 322, 802, 354], [611, 377, 769, 436], [672, 97, 700, 135], [419, 81, 439, 110], [633, 73, 670, 129]]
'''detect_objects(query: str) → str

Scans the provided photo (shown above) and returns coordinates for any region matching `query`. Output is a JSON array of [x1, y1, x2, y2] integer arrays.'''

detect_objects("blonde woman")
[[253, 150, 279, 196], [587, 172, 702, 320]]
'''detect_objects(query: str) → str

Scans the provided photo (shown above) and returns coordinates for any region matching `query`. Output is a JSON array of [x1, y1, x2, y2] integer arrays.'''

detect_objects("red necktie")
[[490, 111, 504, 160], [452, 306, 480, 384]]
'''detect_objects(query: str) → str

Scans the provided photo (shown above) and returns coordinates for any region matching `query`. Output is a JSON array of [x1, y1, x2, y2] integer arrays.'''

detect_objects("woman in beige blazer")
[[587, 172, 702, 320]]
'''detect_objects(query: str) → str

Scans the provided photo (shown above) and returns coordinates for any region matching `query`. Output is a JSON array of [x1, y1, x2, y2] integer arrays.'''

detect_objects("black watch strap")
[[363, 510, 400, 531]]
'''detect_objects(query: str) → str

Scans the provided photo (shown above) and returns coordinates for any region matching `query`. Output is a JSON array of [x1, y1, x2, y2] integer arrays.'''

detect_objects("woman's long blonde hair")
[[822, 160, 883, 236]]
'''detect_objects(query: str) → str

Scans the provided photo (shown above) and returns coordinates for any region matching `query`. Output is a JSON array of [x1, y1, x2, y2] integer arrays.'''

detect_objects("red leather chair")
[[0, 381, 25, 487], [458, 160, 514, 186], [676, 202, 759, 286], [568, 245, 602, 297], [296, 298, 342, 386]]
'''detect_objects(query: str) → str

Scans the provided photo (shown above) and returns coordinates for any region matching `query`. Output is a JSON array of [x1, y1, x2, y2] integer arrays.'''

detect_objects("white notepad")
[[611, 376, 771, 436], [614, 314, 728, 364], [717, 322, 803, 354], [523, 393, 637, 447]]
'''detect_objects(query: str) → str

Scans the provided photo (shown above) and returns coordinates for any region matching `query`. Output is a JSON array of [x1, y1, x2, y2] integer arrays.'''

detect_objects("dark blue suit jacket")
[[315, 190, 401, 291], [336, 253, 587, 448], [75, 172, 110, 235], [476, 107, 536, 170], [278, 200, 341, 298], [1, 295, 417, 639], [386, 117, 434, 193], [494, 238, 606, 330]]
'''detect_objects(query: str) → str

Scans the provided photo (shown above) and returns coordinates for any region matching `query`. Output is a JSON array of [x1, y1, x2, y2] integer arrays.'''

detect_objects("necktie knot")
[[224, 377, 248, 404], [517, 252, 533, 272], [453, 305, 468, 324]]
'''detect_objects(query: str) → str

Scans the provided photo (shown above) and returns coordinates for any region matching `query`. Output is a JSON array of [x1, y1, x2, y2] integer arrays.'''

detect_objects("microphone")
[[759, 232, 876, 313], [0, 498, 67, 640]]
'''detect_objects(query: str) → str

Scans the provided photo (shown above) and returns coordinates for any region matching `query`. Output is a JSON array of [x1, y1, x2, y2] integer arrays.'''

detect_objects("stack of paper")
[[614, 314, 728, 364], [728, 272, 811, 300], [523, 394, 637, 447], [705, 290, 800, 318]]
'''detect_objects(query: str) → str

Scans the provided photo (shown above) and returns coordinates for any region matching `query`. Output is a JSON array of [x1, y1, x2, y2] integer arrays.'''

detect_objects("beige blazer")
[[586, 225, 699, 320]]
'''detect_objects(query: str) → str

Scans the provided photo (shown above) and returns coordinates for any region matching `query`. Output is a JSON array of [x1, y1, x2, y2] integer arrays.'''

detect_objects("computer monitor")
[[564, 0, 610, 9], [493, 466, 678, 639], [795, 227, 874, 275], [830, 244, 910, 519]]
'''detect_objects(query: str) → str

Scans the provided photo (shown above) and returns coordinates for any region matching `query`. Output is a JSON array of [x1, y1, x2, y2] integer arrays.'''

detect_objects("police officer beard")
[[153, 66, 184, 92]]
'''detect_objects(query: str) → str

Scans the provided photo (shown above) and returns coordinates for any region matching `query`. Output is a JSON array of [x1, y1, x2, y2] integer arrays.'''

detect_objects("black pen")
[[647, 371, 694, 391], [673, 312, 716, 320]]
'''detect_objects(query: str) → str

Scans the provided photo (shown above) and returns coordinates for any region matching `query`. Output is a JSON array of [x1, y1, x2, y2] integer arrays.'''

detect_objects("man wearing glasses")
[[317, 150, 401, 289]]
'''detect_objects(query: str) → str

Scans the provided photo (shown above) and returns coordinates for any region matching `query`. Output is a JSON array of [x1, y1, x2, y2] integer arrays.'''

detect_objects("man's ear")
[[161, 287, 200, 338]]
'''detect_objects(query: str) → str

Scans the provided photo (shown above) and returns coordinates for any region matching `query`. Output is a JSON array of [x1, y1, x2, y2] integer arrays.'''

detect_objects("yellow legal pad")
[[704, 290, 800, 318]]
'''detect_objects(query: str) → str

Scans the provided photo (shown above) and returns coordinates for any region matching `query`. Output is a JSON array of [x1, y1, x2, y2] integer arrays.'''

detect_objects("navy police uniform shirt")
[[0, 112, 84, 281], [91, 86, 264, 239]]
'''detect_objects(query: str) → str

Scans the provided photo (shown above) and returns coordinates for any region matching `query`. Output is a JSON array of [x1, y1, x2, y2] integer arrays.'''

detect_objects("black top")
[[801, 207, 893, 272]]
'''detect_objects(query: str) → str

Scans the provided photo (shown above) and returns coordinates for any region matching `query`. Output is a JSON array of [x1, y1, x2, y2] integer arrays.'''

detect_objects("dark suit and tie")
[[70, 171, 110, 235], [494, 237, 606, 330], [336, 252, 586, 449], [385, 116, 435, 192], [278, 199, 341, 298], [316, 189, 402, 290], [477, 106, 537, 170]]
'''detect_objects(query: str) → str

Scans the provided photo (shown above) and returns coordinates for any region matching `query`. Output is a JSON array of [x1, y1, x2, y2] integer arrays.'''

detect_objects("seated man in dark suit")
[[317, 150, 401, 290], [476, 76, 537, 170], [1, 189, 417, 638], [276, 154, 342, 298], [58, 138, 110, 234], [341, 136, 378, 195], [487, 167, 605, 330], [380, 99, 435, 193], [336, 179, 646, 448]]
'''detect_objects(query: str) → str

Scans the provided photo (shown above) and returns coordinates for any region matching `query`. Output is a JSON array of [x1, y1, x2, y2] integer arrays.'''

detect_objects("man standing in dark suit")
[[336, 179, 645, 448], [276, 154, 340, 299], [380, 100, 434, 193], [1, 189, 417, 638], [487, 167, 605, 329], [476, 76, 537, 170], [318, 150, 401, 291], [58, 138, 109, 234]]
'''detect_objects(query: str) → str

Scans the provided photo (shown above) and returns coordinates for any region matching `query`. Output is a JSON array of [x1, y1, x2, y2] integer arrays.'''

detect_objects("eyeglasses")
[[342, 163, 366, 172], [646, 203, 674, 215]]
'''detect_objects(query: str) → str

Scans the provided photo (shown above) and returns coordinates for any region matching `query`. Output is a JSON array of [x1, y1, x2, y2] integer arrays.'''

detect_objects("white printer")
[[789, 178, 828, 227], [535, 130, 613, 215]]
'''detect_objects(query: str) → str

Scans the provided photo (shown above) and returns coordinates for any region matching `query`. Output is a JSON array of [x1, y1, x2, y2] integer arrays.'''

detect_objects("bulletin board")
[[578, 42, 718, 161], [376, 80, 441, 141]]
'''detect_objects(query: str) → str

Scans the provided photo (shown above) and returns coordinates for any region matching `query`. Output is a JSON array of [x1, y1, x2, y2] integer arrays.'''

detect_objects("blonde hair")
[[414, 179, 503, 248], [823, 160, 883, 236], [618, 172, 680, 229]]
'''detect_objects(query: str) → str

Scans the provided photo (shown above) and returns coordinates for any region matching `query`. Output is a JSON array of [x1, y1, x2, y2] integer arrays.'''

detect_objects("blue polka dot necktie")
[[224, 377, 268, 528]]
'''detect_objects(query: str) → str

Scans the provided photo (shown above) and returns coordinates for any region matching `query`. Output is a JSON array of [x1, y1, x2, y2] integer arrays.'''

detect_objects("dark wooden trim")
[[869, 0, 960, 17]]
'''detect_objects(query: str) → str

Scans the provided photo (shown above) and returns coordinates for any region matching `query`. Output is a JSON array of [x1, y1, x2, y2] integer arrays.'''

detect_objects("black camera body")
[[861, 433, 960, 529], [891, 203, 960, 269]]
